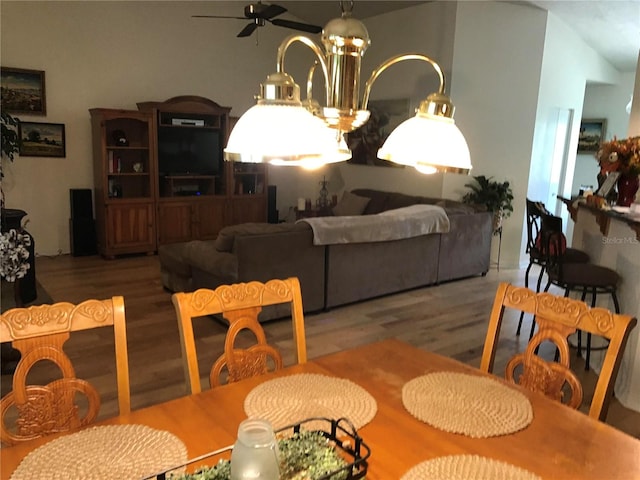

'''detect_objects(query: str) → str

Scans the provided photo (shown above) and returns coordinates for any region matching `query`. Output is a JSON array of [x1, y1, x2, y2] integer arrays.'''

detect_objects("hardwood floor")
[[2, 253, 639, 439]]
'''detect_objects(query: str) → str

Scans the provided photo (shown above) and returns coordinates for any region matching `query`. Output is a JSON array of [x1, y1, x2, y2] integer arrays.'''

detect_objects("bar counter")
[[559, 196, 640, 414]]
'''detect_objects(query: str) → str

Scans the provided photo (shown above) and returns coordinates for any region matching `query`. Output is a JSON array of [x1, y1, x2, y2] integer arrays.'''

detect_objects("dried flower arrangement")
[[596, 136, 640, 176]]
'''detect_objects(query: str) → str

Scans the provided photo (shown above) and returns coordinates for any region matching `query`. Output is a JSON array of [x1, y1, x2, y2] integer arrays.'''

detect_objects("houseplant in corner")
[[462, 175, 514, 235], [1, 111, 20, 209]]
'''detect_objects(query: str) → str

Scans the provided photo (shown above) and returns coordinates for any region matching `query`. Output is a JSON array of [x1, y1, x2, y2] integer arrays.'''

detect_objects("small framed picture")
[[18, 121, 66, 157], [1, 67, 46, 115], [596, 171, 620, 198], [347, 98, 410, 167], [578, 118, 607, 153]]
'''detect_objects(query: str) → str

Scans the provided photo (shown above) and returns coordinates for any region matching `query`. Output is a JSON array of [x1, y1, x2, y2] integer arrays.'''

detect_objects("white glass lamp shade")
[[377, 115, 471, 174], [270, 129, 351, 169], [224, 103, 343, 165]]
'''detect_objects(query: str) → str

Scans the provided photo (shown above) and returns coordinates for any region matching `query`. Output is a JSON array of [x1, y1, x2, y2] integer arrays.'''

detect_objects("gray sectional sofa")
[[159, 189, 493, 319]]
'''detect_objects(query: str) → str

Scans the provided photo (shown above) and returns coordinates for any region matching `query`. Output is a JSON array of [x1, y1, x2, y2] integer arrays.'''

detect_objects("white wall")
[[449, 1, 547, 268]]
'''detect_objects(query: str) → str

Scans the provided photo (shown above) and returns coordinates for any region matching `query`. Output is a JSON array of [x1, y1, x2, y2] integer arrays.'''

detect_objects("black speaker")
[[69, 219, 97, 256], [70, 189, 93, 219], [267, 185, 278, 223]]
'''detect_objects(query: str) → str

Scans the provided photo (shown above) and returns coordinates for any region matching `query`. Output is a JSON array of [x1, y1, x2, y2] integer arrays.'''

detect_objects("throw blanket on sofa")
[[298, 204, 450, 245]]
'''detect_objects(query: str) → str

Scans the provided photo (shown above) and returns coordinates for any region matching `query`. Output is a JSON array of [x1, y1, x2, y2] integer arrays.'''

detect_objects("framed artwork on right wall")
[[578, 118, 607, 153]]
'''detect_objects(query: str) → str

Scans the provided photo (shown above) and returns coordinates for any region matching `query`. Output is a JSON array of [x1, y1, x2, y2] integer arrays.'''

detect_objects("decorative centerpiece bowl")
[[144, 417, 370, 480]]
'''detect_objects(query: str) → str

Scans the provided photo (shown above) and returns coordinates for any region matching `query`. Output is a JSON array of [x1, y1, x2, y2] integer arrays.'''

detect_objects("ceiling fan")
[[193, 2, 323, 38]]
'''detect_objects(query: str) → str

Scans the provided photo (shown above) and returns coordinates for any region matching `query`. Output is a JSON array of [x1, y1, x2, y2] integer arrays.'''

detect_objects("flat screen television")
[[157, 126, 222, 176]]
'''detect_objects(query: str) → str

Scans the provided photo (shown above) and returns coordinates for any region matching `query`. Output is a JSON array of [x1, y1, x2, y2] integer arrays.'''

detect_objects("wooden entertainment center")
[[90, 96, 267, 258]]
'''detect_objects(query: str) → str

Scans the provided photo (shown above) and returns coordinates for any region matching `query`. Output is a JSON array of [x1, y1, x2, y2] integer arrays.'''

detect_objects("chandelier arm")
[[306, 61, 319, 103], [361, 54, 446, 110], [276, 35, 330, 105]]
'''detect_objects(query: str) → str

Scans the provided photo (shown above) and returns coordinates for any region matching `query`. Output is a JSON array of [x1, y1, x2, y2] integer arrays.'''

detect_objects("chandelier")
[[224, 1, 472, 174]]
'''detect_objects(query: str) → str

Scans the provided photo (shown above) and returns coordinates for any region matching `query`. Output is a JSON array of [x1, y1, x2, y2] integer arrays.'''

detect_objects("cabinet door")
[[194, 199, 226, 240], [157, 202, 194, 244], [229, 197, 267, 225], [105, 202, 155, 254]]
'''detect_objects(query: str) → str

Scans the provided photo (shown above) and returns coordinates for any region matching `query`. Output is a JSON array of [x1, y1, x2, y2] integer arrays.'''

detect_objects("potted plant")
[[1, 111, 20, 209], [462, 175, 514, 234]]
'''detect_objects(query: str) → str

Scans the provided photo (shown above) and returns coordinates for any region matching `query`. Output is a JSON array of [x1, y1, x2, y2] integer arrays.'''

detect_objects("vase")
[[616, 174, 639, 207], [1, 208, 37, 305]]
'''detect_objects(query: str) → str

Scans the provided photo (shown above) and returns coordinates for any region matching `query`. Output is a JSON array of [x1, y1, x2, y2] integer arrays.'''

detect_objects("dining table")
[[2, 338, 640, 479]]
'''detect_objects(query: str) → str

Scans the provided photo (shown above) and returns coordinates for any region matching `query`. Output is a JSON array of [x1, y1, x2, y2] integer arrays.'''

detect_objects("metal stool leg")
[[517, 262, 534, 335], [584, 287, 598, 371]]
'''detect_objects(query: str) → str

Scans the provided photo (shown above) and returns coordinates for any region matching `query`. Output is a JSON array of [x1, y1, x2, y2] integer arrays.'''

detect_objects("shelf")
[[108, 172, 150, 176], [106, 146, 149, 150]]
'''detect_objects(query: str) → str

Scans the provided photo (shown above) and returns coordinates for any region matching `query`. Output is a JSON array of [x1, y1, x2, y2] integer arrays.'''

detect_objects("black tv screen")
[[157, 126, 221, 176]]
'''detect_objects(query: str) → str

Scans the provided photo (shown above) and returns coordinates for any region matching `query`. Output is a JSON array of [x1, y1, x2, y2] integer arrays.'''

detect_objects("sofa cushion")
[[185, 240, 238, 277], [332, 191, 371, 216], [214, 222, 310, 252]]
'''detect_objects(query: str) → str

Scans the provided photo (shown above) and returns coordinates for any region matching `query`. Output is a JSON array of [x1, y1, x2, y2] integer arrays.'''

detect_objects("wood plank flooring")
[[2, 253, 639, 440]]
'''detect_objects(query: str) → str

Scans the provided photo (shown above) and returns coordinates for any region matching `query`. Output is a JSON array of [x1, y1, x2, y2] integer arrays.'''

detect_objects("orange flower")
[[596, 136, 640, 176]]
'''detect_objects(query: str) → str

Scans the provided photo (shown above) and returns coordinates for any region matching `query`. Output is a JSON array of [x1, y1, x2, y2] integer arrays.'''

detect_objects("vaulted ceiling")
[[279, 1, 639, 73]]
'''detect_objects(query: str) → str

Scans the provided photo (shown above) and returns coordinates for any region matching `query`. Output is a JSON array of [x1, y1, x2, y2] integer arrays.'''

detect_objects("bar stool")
[[541, 213, 620, 370], [517, 199, 590, 337]]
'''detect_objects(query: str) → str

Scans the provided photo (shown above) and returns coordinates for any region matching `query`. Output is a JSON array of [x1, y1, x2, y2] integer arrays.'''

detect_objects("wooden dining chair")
[[0, 297, 130, 446], [480, 282, 636, 421], [172, 277, 307, 394]]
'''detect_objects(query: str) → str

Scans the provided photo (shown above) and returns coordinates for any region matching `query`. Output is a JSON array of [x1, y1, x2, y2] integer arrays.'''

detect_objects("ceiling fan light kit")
[[221, 1, 472, 174]]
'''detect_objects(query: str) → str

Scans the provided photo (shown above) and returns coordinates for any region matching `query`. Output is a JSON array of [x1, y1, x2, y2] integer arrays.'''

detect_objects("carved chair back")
[[480, 283, 636, 421], [0, 297, 130, 446], [171, 277, 307, 394]]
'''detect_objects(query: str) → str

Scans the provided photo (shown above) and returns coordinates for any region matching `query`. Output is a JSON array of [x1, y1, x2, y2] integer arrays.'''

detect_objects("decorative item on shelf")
[[596, 135, 640, 207], [112, 129, 128, 146], [317, 176, 330, 208], [133, 162, 143, 173]]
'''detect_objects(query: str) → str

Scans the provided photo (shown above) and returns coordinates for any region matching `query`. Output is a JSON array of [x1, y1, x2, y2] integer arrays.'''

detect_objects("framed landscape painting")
[[346, 98, 410, 167], [1, 67, 46, 115], [577, 118, 606, 153], [19, 121, 65, 157]]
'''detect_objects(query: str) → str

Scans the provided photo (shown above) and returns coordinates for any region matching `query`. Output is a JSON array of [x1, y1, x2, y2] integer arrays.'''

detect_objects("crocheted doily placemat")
[[401, 455, 541, 480], [402, 372, 533, 438], [10, 424, 187, 480], [244, 373, 377, 430]]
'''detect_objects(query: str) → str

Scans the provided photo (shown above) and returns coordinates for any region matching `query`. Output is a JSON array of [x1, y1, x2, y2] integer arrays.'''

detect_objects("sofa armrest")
[[185, 241, 239, 288]]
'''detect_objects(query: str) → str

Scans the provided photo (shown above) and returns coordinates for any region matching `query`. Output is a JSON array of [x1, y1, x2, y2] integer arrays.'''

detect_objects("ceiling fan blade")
[[270, 18, 322, 34], [192, 15, 247, 20], [261, 3, 287, 19], [237, 22, 259, 37]]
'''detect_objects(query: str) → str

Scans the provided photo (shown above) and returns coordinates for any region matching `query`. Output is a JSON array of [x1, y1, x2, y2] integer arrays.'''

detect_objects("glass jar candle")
[[230, 418, 280, 480]]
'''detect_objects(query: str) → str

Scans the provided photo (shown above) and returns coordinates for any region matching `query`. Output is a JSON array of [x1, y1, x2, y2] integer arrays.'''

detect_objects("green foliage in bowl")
[[172, 431, 348, 480]]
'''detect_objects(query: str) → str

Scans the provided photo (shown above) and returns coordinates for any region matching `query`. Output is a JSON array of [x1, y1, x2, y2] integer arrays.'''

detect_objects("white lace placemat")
[[10, 424, 187, 480], [401, 455, 541, 480], [402, 372, 533, 438], [244, 373, 377, 430]]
